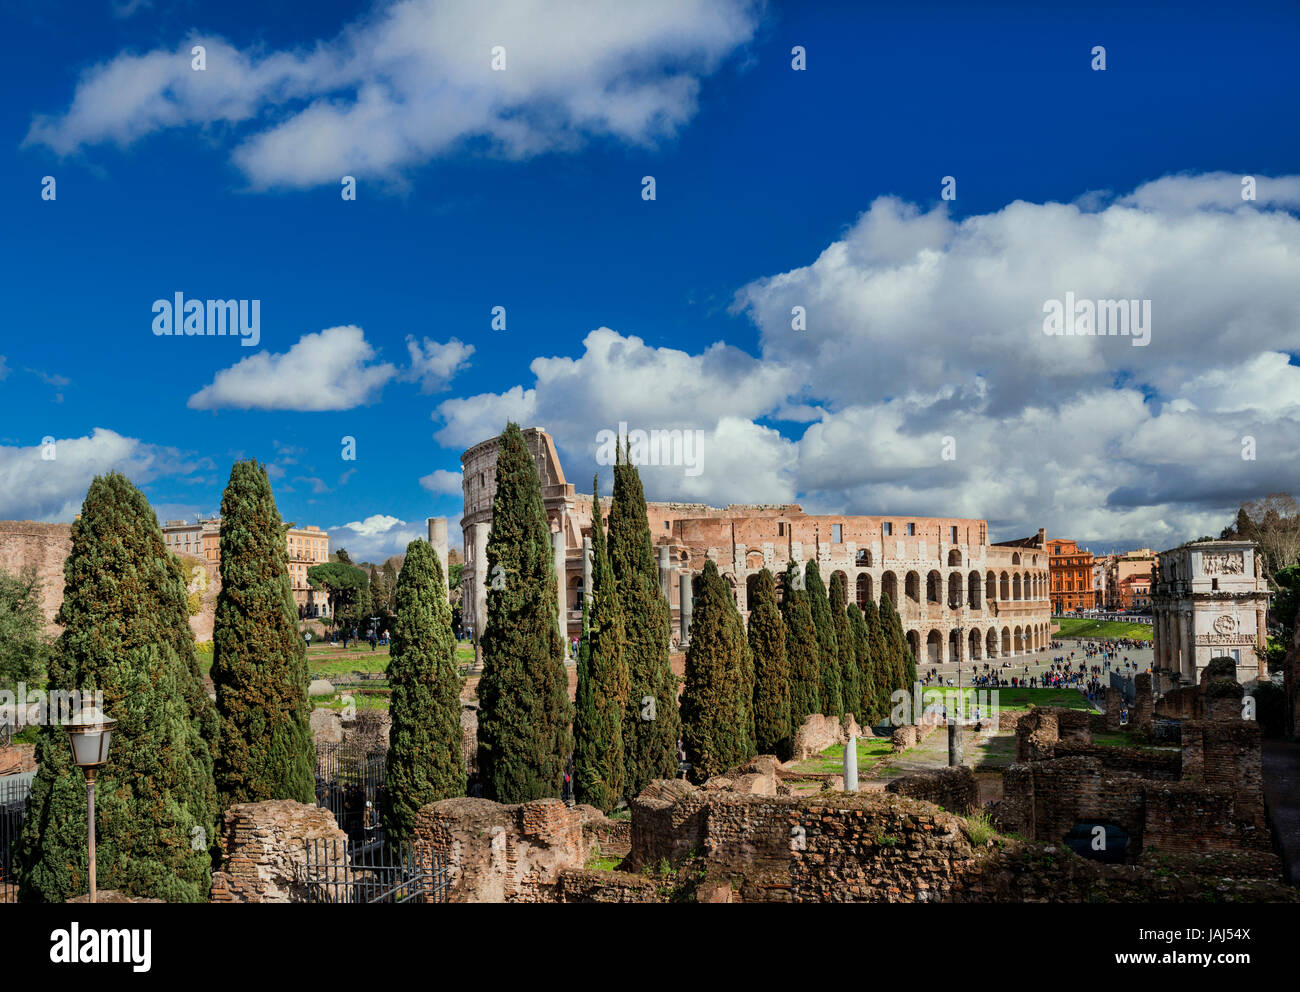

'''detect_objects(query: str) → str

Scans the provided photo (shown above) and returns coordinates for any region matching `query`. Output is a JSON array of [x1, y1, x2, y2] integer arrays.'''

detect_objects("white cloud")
[[404, 336, 474, 393], [330, 513, 427, 562], [1119, 172, 1300, 213], [0, 428, 204, 522], [188, 325, 397, 411], [420, 468, 463, 495], [431, 173, 1300, 549], [29, 0, 761, 189]]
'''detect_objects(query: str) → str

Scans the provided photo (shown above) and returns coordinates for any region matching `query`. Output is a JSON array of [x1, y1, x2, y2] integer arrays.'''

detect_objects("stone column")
[[552, 530, 568, 659], [582, 536, 593, 612], [427, 517, 450, 602], [472, 523, 489, 641], [843, 732, 858, 792], [679, 569, 693, 647], [947, 718, 964, 767], [658, 545, 671, 601]]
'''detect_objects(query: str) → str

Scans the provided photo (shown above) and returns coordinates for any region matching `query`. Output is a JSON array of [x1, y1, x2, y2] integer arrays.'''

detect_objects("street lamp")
[[66, 705, 116, 904]]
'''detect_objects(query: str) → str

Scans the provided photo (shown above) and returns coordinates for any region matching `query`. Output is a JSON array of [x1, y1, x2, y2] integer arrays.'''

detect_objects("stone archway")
[[856, 572, 873, 609]]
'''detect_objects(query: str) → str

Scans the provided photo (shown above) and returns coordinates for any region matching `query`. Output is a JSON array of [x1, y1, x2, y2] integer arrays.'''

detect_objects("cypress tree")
[[572, 485, 629, 813], [829, 573, 859, 723], [846, 603, 872, 723], [862, 600, 892, 721], [680, 561, 747, 781], [211, 460, 314, 806], [17, 473, 217, 902], [608, 447, 680, 797], [748, 568, 792, 759], [805, 561, 842, 716], [381, 539, 465, 841], [476, 423, 573, 802], [728, 578, 756, 765], [878, 593, 914, 699], [781, 561, 820, 728]]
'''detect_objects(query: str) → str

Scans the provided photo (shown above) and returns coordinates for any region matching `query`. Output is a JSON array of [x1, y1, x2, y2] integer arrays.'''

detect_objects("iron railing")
[[314, 744, 387, 842], [299, 838, 449, 903], [0, 775, 33, 884]]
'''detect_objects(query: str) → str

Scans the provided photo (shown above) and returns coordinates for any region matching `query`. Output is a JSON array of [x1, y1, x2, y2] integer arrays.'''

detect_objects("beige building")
[[1151, 540, 1269, 684], [1105, 548, 1156, 609], [459, 428, 1052, 665], [162, 517, 331, 617]]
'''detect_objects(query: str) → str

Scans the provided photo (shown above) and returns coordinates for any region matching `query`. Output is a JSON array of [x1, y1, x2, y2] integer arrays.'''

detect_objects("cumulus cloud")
[[28, 0, 761, 189], [434, 174, 1300, 549], [329, 513, 428, 562], [404, 336, 474, 393], [420, 468, 463, 495], [188, 325, 397, 411], [0, 428, 206, 522]]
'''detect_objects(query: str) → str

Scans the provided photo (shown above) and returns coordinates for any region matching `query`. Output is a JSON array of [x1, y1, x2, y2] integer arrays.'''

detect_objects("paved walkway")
[[1262, 739, 1300, 886]]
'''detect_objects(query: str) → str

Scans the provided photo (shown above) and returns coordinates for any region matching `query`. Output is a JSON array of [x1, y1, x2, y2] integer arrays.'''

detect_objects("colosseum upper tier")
[[460, 428, 1052, 665]]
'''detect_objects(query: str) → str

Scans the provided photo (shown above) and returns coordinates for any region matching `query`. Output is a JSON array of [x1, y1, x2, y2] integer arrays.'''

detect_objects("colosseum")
[[460, 428, 1052, 666]]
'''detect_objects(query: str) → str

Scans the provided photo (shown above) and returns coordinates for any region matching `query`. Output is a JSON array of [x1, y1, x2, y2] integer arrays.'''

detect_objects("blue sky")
[[2, 0, 1298, 560]]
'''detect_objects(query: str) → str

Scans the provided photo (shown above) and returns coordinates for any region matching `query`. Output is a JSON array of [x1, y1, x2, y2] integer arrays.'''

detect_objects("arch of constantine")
[[459, 428, 1053, 665]]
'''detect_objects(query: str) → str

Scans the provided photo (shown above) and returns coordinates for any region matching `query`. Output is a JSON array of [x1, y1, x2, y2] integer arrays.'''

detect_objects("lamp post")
[[66, 706, 116, 904]]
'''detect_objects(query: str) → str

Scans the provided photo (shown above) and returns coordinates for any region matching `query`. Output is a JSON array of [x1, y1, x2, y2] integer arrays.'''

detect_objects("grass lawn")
[[913, 686, 1094, 712], [789, 737, 895, 776], [1053, 618, 1153, 641]]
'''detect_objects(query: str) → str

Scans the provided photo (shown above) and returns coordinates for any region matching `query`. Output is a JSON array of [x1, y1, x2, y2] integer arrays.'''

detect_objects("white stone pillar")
[[843, 732, 858, 792], [473, 523, 489, 640], [582, 536, 593, 612], [658, 545, 672, 601], [427, 517, 450, 602], [679, 569, 693, 647], [553, 530, 568, 659]]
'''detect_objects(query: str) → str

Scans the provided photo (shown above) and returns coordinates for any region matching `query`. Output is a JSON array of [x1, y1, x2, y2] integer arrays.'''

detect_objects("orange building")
[[1048, 538, 1096, 613], [1117, 571, 1152, 611]]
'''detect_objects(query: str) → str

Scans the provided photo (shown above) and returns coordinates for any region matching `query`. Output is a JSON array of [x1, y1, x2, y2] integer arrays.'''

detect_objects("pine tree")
[[381, 539, 465, 841], [748, 568, 792, 759], [17, 473, 217, 903], [572, 485, 629, 813], [680, 561, 747, 781], [829, 573, 859, 723], [805, 560, 842, 716], [608, 447, 680, 798], [211, 460, 315, 806], [476, 423, 573, 802], [781, 561, 821, 729]]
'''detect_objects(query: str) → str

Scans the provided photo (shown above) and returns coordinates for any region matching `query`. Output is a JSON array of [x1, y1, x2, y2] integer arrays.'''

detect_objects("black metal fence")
[[299, 837, 449, 903], [0, 776, 32, 884], [315, 744, 387, 843]]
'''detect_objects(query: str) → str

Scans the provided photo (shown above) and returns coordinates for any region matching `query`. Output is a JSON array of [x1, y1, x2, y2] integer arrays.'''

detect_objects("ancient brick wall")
[[412, 797, 612, 902], [209, 800, 347, 903], [0, 521, 71, 634], [550, 868, 661, 903], [885, 767, 978, 815], [792, 713, 861, 760]]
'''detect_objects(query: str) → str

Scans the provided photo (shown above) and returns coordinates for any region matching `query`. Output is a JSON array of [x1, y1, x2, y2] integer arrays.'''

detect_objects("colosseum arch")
[[746, 550, 764, 571], [947, 571, 963, 609], [746, 573, 762, 610], [1001, 627, 1012, 655], [856, 572, 873, 609], [968, 628, 982, 660], [947, 549, 961, 566], [905, 571, 921, 605], [926, 570, 942, 604], [906, 629, 921, 659], [967, 570, 981, 609], [948, 628, 962, 662], [882, 571, 898, 606], [986, 628, 999, 658], [999, 572, 1010, 601], [926, 629, 942, 664], [1012, 574, 1022, 600], [986, 571, 996, 603], [856, 548, 872, 567]]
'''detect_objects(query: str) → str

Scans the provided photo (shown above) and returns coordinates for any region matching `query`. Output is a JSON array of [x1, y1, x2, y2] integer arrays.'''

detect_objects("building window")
[[832, 524, 842, 543], [950, 526, 958, 543], [907, 523, 916, 536], [664, 522, 670, 530], [882, 522, 892, 536], [779, 522, 785, 537]]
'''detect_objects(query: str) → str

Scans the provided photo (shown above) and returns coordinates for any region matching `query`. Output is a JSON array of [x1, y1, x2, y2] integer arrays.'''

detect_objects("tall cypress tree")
[[476, 423, 573, 802], [680, 561, 747, 781], [211, 460, 314, 806], [381, 539, 465, 841], [829, 573, 859, 723], [878, 593, 914, 700], [781, 561, 820, 728], [862, 600, 892, 721], [608, 447, 680, 797], [17, 473, 217, 903], [573, 485, 629, 813], [748, 568, 791, 759], [805, 561, 842, 716], [727, 576, 756, 765]]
